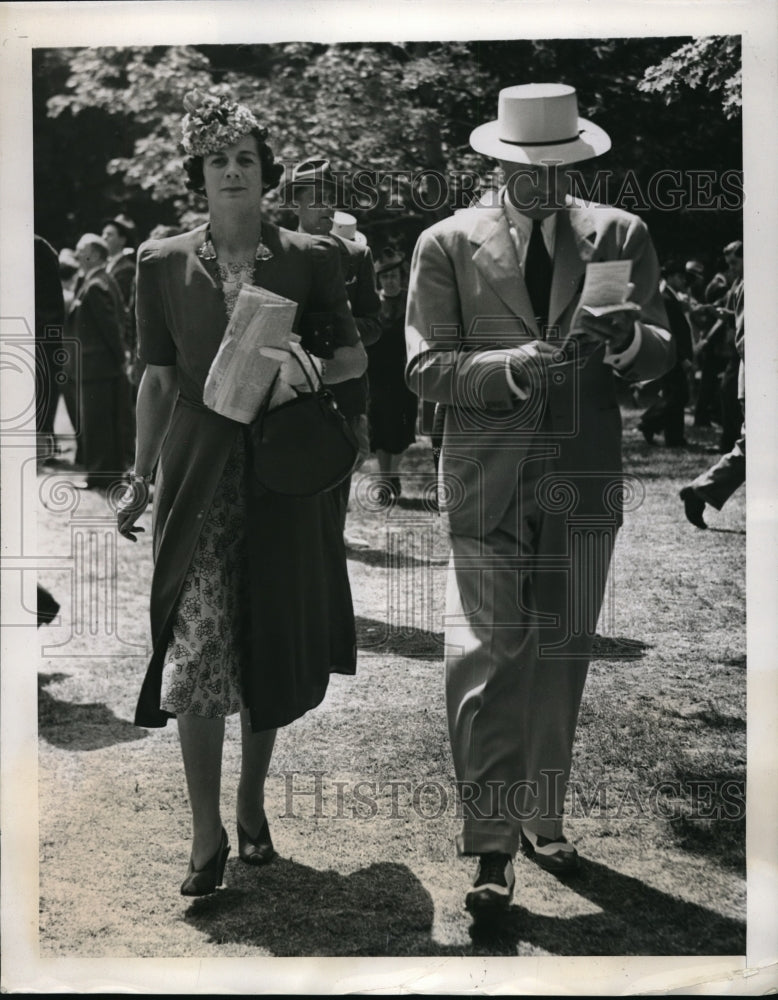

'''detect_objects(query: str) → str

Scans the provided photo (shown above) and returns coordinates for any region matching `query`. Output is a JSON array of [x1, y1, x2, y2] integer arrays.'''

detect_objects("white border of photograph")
[[1, 0, 776, 993]]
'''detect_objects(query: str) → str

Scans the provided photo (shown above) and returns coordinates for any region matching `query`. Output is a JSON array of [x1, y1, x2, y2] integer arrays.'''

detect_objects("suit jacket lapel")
[[549, 206, 598, 325], [470, 209, 539, 336]]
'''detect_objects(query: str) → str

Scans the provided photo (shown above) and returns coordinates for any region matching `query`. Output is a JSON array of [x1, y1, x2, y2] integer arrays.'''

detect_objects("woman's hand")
[[261, 335, 324, 392], [117, 478, 151, 542]]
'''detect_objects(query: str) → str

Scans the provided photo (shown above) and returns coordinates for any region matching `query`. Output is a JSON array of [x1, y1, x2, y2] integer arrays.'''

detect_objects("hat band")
[[499, 130, 582, 147]]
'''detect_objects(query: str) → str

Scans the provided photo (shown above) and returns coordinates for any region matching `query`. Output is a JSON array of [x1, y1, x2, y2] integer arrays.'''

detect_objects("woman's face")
[[379, 268, 403, 297], [203, 134, 264, 210]]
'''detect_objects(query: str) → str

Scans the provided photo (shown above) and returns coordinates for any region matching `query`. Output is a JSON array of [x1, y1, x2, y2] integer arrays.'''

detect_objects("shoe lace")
[[476, 852, 510, 887]]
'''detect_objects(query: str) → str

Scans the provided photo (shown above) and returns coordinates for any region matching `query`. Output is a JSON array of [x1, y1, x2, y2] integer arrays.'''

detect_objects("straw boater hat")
[[330, 211, 366, 245], [470, 83, 611, 165]]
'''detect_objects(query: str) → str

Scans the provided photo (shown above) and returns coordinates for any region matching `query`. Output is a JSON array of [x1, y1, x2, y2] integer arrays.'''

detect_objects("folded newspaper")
[[203, 283, 298, 423]]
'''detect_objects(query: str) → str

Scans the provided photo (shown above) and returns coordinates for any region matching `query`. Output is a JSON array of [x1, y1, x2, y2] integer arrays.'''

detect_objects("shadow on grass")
[[183, 854, 744, 957], [184, 858, 453, 956], [355, 624, 648, 663], [667, 767, 746, 875], [356, 616, 444, 659], [590, 635, 651, 661], [346, 547, 447, 569], [469, 856, 745, 955], [38, 672, 146, 751]]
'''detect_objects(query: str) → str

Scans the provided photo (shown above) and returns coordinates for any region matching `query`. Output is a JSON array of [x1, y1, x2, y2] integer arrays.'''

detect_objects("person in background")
[[282, 159, 381, 549], [638, 259, 694, 447], [680, 269, 745, 528], [713, 241, 744, 454], [692, 244, 737, 432], [34, 235, 66, 464], [365, 248, 418, 505], [406, 83, 673, 922], [67, 233, 130, 490], [103, 213, 139, 463], [102, 213, 137, 311], [56, 248, 83, 463]]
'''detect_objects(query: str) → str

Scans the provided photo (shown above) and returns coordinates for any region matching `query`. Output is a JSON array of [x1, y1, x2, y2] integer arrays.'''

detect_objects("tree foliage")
[[34, 37, 743, 265], [639, 36, 741, 120]]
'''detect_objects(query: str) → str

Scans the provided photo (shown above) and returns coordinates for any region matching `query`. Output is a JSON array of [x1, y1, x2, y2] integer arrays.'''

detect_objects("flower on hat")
[[181, 89, 267, 157]]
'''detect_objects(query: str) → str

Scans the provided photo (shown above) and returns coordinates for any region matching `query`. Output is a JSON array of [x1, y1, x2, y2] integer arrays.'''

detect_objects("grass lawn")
[[36, 403, 746, 959]]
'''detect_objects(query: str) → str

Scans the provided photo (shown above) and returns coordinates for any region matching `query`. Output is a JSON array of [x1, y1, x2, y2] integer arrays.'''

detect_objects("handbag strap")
[[253, 345, 324, 426], [287, 345, 324, 394]]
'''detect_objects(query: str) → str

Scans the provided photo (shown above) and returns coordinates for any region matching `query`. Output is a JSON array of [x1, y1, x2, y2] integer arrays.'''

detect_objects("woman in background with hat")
[[366, 247, 418, 504], [117, 91, 366, 896]]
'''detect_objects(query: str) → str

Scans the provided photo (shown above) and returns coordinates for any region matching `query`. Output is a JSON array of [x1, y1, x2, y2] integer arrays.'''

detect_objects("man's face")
[[75, 240, 96, 270], [101, 224, 125, 258], [725, 252, 743, 281], [499, 160, 571, 220], [296, 184, 337, 235], [666, 272, 688, 294]]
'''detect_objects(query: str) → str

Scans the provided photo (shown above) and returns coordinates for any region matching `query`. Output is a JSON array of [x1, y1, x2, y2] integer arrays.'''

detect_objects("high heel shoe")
[[180, 827, 230, 896], [237, 816, 276, 866]]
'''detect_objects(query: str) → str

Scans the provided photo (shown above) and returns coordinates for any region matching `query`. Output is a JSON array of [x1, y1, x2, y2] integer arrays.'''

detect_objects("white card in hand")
[[579, 260, 633, 309]]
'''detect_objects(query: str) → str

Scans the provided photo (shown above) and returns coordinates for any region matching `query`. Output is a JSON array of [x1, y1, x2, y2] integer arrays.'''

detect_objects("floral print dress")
[[159, 261, 255, 718]]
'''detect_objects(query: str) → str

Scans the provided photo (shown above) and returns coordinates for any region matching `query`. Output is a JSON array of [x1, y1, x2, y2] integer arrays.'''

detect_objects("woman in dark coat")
[[366, 249, 418, 502], [117, 91, 366, 895]]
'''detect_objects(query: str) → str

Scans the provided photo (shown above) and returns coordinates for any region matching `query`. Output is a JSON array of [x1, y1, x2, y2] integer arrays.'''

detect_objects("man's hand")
[[570, 282, 642, 354], [575, 305, 641, 353]]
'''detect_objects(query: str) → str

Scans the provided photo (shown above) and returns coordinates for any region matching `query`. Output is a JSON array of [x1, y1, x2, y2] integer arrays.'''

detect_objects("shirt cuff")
[[603, 322, 643, 370], [505, 354, 530, 400]]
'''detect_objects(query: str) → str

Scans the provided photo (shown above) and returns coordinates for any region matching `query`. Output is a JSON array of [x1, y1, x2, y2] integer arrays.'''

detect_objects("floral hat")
[[181, 90, 265, 157]]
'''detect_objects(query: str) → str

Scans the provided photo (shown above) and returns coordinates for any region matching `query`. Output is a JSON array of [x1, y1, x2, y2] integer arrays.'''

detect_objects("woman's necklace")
[[198, 227, 274, 317]]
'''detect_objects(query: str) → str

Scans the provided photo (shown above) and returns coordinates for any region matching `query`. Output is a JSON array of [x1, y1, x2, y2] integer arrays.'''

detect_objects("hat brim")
[[332, 230, 367, 246], [376, 255, 405, 274], [277, 176, 338, 200], [470, 117, 611, 165]]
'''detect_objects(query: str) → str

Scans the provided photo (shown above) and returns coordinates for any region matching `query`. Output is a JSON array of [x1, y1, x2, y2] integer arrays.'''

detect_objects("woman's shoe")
[[237, 816, 276, 866], [180, 827, 230, 896]]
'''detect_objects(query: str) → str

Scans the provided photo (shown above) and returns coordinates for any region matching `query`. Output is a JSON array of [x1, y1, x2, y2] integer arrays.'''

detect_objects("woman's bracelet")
[[128, 469, 153, 485]]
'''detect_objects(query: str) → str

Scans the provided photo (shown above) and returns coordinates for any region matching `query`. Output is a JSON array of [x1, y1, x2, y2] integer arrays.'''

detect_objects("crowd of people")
[[34, 83, 744, 926]]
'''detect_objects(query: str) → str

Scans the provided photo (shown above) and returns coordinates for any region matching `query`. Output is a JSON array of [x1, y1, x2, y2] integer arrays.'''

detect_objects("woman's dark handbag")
[[248, 350, 358, 496]]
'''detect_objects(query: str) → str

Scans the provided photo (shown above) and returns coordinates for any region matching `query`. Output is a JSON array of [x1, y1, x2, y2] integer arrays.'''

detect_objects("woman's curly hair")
[[183, 128, 284, 195]]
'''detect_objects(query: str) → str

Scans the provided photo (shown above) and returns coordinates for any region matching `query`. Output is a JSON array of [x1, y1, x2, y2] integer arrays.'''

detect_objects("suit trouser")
[[445, 459, 616, 856], [81, 376, 132, 488], [691, 415, 745, 511], [638, 364, 689, 445]]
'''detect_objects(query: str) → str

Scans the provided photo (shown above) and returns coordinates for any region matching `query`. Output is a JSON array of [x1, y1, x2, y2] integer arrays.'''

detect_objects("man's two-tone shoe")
[[520, 827, 580, 875], [464, 852, 515, 919]]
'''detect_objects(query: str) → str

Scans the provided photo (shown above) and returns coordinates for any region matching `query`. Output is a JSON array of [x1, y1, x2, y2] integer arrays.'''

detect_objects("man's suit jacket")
[[663, 285, 693, 363], [67, 267, 126, 381], [405, 194, 675, 537], [106, 251, 136, 309]]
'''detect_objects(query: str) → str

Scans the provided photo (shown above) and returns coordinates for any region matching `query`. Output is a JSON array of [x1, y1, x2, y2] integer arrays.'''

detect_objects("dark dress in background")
[[366, 292, 418, 454]]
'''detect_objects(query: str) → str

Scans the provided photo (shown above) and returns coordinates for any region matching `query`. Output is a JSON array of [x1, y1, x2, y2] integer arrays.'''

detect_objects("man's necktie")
[[524, 218, 553, 334]]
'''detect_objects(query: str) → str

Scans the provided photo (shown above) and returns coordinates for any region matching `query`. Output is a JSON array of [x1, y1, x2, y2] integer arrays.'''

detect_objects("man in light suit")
[[405, 84, 674, 920]]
